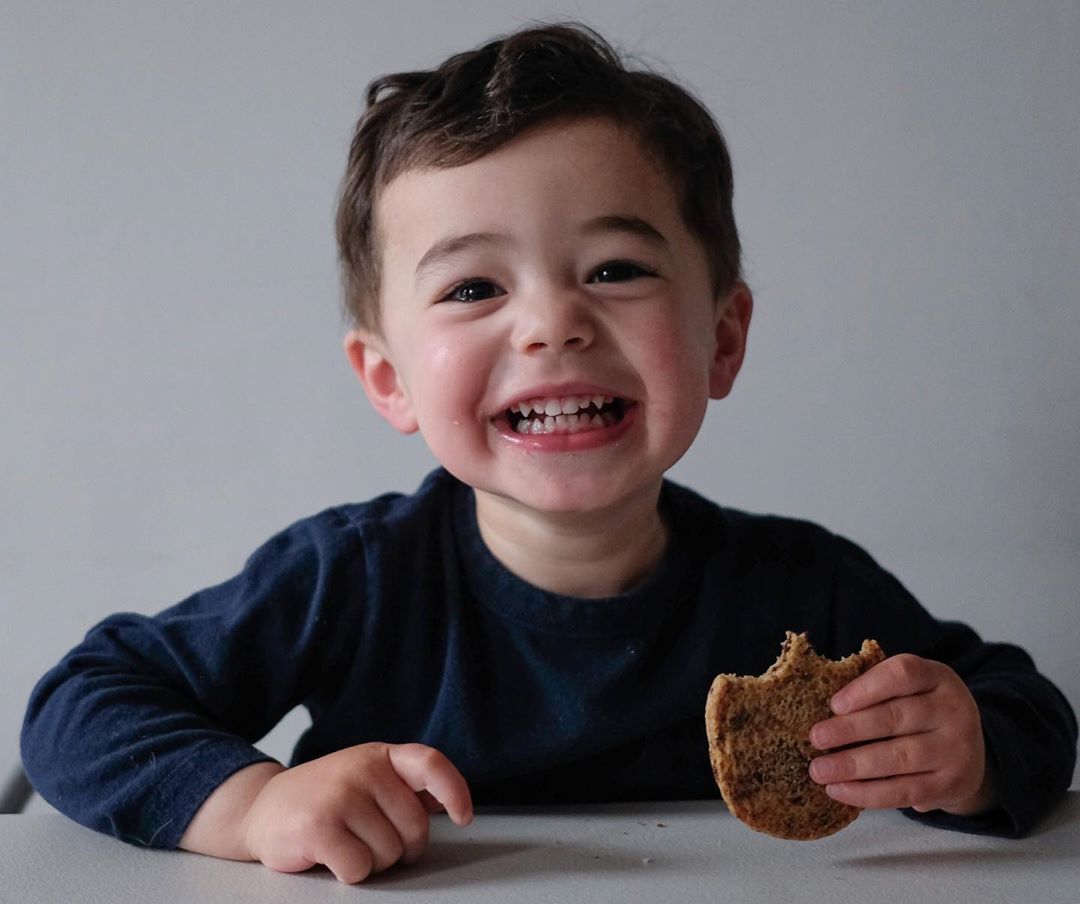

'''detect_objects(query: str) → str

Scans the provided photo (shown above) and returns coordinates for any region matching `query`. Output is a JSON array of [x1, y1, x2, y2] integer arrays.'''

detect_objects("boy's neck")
[[472, 481, 669, 599]]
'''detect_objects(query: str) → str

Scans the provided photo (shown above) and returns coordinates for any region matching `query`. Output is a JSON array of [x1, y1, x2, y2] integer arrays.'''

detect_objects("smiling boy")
[[351, 115, 748, 597], [21, 22, 1076, 885]]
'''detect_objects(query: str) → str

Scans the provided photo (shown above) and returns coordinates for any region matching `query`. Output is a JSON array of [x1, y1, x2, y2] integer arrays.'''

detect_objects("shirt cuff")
[[117, 738, 277, 849]]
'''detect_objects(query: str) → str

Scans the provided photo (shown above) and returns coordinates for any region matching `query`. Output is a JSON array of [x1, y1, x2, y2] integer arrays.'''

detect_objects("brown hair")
[[335, 21, 742, 332]]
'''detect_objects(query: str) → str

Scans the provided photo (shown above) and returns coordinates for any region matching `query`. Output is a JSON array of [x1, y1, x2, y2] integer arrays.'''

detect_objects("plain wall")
[[4, 0, 1078, 808]]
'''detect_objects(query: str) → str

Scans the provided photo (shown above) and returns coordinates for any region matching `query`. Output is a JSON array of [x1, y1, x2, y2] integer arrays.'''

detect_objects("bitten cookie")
[[705, 631, 885, 840]]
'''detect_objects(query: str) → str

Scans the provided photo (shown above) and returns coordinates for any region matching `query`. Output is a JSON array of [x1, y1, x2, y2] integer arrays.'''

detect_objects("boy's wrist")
[[179, 760, 286, 861], [942, 757, 998, 818]]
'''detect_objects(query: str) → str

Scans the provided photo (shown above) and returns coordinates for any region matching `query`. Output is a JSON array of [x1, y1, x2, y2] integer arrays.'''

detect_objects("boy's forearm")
[[178, 761, 286, 860]]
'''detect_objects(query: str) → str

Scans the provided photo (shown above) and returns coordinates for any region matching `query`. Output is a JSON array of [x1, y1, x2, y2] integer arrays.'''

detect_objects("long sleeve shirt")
[[22, 468, 1077, 847]]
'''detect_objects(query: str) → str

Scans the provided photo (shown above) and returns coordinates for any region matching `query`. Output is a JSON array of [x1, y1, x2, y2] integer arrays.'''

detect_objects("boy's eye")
[[588, 261, 655, 283], [440, 279, 504, 304]]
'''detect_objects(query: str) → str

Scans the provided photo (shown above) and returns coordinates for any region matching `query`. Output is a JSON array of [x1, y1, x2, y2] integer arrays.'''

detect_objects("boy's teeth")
[[516, 395, 617, 417], [512, 410, 619, 435]]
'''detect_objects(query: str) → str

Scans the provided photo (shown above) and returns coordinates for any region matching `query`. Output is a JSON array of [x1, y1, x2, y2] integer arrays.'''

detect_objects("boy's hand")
[[241, 742, 473, 884], [808, 654, 996, 816]]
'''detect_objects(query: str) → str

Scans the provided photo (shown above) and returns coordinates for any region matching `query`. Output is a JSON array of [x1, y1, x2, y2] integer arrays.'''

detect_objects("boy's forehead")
[[374, 118, 683, 254]]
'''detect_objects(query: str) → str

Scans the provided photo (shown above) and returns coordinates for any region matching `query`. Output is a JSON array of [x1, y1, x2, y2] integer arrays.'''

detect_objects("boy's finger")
[[811, 694, 936, 749], [315, 827, 375, 884], [371, 777, 433, 864], [340, 798, 405, 874], [830, 654, 943, 714], [388, 744, 474, 827], [822, 775, 935, 811], [810, 734, 937, 785]]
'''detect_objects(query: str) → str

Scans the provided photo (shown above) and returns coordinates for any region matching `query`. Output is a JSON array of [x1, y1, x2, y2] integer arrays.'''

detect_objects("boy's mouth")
[[503, 395, 629, 435]]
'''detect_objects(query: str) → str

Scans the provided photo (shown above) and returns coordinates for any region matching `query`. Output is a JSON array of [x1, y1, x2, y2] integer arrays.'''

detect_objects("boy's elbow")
[[20, 667, 76, 809], [19, 656, 121, 822]]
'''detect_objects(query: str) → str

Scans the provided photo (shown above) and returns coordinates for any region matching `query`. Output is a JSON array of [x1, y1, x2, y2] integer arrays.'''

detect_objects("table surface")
[[4, 795, 1078, 904]]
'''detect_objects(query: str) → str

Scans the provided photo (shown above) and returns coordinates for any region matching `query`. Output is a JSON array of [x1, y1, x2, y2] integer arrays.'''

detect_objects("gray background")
[[3, 0, 1077, 809]]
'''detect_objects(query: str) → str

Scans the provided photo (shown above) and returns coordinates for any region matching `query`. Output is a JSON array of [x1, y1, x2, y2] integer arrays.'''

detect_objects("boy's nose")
[[512, 290, 595, 355]]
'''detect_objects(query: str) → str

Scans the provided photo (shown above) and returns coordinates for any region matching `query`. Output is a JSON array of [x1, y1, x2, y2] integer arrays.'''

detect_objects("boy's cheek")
[[641, 312, 716, 381]]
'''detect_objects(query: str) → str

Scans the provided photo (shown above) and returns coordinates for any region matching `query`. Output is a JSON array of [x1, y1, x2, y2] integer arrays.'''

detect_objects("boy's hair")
[[336, 21, 742, 333]]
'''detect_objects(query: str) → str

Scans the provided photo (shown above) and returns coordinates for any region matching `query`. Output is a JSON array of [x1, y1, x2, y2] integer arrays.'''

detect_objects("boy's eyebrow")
[[580, 214, 670, 250], [414, 215, 671, 280], [415, 232, 511, 280]]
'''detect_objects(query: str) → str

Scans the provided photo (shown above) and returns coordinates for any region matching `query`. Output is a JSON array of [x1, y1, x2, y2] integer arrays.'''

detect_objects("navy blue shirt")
[[21, 469, 1077, 847]]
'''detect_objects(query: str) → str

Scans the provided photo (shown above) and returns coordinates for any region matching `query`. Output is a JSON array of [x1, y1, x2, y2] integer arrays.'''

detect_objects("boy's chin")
[[470, 472, 664, 519]]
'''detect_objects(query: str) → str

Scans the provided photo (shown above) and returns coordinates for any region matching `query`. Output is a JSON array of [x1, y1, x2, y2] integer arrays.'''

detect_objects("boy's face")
[[347, 116, 750, 516]]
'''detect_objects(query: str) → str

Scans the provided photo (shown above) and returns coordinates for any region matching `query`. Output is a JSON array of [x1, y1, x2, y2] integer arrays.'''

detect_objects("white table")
[[4, 795, 1078, 903]]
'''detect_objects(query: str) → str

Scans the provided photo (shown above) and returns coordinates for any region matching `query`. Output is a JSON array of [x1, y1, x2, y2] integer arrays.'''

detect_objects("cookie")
[[705, 631, 885, 840]]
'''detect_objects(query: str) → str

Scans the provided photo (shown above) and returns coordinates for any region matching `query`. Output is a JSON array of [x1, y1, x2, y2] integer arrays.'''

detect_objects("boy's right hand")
[[240, 743, 473, 883]]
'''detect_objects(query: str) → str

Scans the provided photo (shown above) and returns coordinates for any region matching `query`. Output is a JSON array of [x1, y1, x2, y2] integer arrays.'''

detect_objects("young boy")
[[21, 22, 1076, 884]]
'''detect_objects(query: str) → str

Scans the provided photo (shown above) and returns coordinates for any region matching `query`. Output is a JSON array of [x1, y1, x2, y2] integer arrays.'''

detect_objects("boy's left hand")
[[808, 653, 996, 816]]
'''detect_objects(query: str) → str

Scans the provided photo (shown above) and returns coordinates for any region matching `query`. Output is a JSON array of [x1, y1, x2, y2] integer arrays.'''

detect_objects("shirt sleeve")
[[826, 533, 1077, 838], [20, 508, 366, 849]]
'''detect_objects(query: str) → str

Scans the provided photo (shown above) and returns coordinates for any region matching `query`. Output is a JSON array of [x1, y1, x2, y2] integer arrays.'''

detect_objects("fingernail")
[[830, 694, 849, 715]]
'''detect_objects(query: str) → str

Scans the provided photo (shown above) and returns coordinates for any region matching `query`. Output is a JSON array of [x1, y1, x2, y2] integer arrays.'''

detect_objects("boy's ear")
[[709, 281, 753, 400], [343, 330, 419, 434]]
